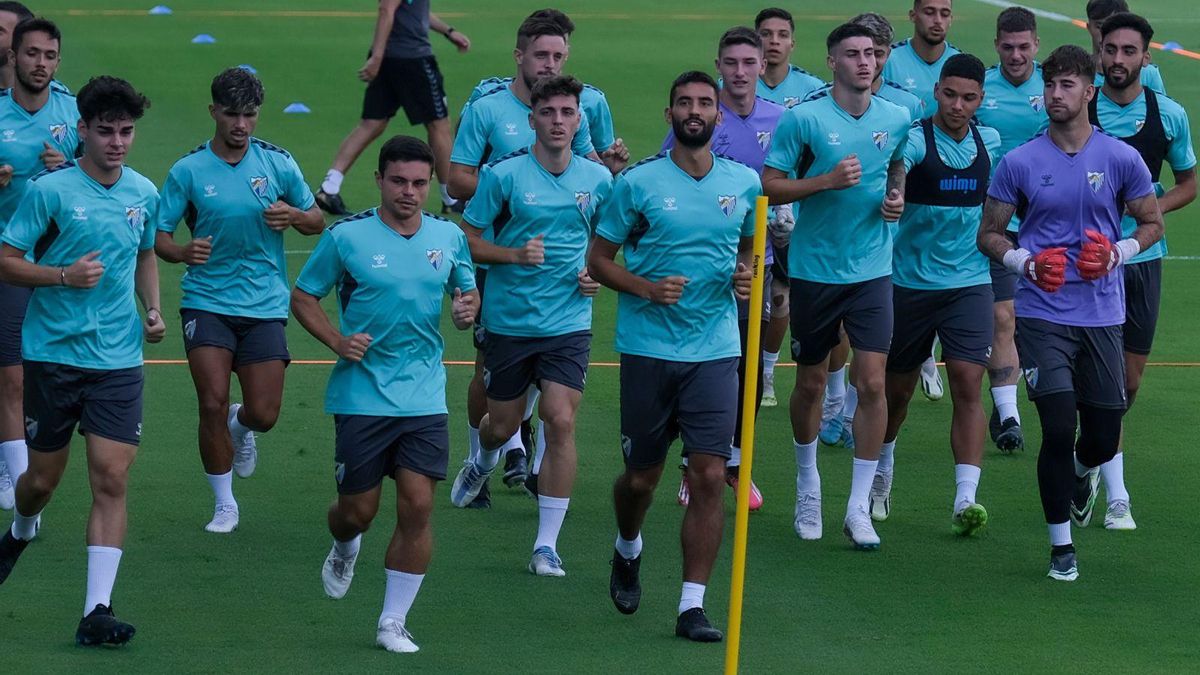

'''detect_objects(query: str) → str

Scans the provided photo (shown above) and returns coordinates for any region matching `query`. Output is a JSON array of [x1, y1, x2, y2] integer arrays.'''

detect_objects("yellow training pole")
[[724, 195, 769, 675]]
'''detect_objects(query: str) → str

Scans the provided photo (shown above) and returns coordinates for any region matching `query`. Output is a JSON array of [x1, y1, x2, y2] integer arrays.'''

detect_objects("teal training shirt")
[[756, 65, 825, 109], [882, 40, 962, 112], [976, 65, 1049, 232], [463, 76, 615, 152], [0, 88, 81, 230], [764, 91, 910, 283], [1094, 89, 1195, 262], [463, 148, 612, 337], [295, 210, 475, 418], [595, 152, 759, 363], [451, 85, 594, 168], [157, 138, 316, 319], [895, 121, 1002, 290], [1, 162, 158, 369], [807, 80, 925, 123]]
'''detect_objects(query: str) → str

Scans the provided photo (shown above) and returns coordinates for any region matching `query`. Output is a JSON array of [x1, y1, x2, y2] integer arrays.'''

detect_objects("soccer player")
[[449, 76, 611, 577], [978, 45, 1162, 581], [0, 76, 161, 644], [975, 7, 1049, 453], [590, 71, 757, 642], [315, 0, 471, 216], [763, 23, 910, 550], [1084, 0, 1165, 93], [292, 136, 478, 653], [884, 0, 961, 112], [0, 2, 31, 91], [754, 8, 824, 109], [1089, 13, 1195, 529], [0, 17, 78, 513], [155, 68, 324, 533], [664, 26, 781, 512], [878, 54, 1001, 535]]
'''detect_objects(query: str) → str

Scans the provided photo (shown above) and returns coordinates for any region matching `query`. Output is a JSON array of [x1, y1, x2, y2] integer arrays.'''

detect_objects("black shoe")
[[0, 529, 30, 584], [523, 471, 539, 498], [1047, 544, 1078, 581], [609, 549, 641, 615], [675, 607, 723, 642], [502, 448, 528, 488], [995, 417, 1024, 454], [988, 407, 1002, 443], [465, 478, 492, 509], [76, 604, 136, 646], [315, 190, 351, 216], [1071, 468, 1100, 527], [520, 418, 535, 455]]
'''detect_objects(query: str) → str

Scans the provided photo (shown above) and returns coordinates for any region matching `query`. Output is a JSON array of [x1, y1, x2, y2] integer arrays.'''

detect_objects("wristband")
[[1002, 248, 1032, 276], [445, 26, 456, 36], [1115, 238, 1141, 265], [60, 267, 66, 286]]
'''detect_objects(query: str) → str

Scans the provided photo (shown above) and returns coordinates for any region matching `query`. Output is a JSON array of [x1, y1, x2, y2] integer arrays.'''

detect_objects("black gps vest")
[[1089, 87, 1168, 182], [904, 118, 991, 208]]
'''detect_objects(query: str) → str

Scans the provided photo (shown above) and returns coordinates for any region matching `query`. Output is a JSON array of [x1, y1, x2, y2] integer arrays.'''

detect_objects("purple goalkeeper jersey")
[[662, 96, 784, 263], [988, 128, 1154, 327]]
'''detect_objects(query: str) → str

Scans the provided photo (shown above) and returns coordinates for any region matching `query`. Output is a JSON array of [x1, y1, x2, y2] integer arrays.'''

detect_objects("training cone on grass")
[[283, 102, 311, 114], [191, 34, 216, 44], [149, 5, 172, 15]]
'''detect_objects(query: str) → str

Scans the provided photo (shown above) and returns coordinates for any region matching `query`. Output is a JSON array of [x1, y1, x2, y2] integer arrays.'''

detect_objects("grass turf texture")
[[4, 0, 1200, 670]]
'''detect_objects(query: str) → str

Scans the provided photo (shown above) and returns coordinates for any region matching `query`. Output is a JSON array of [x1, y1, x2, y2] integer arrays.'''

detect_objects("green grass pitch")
[[4, 0, 1200, 670]]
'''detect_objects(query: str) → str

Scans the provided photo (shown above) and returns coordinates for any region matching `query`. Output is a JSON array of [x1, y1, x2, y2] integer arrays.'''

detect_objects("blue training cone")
[[1163, 41, 1182, 51], [237, 64, 258, 74], [191, 34, 216, 44], [149, 5, 172, 15], [283, 102, 311, 114]]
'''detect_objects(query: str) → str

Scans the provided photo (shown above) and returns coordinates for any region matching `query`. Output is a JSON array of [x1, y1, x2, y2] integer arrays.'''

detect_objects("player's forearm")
[[0, 245, 64, 287], [368, 1, 398, 59], [1124, 193, 1165, 254], [464, 230, 521, 265], [886, 160, 906, 195], [134, 249, 161, 313], [1158, 168, 1196, 214], [291, 205, 326, 236], [154, 231, 186, 264], [291, 288, 343, 353], [587, 247, 653, 301], [762, 169, 829, 205], [448, 164, 478, 201], [428, 13, 452, 36], [976, 197, 1018, 264]]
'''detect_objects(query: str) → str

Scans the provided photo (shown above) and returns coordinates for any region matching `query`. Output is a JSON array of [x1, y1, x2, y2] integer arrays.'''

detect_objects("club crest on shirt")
[[1135, 119, 1146, 133], [1028, 95, 1045, 112], [250, 175, 269, 199], [48, 123, 68, 143], [784, 96, 801, 108], [872, 130, 889, 151], [1023, 367, 1039, 389], [335, 462, 345, 484], [426, 248, 443, 270], [574, 191, 591, 214], [1087, 171, 1105, 193], [718, 194, 737, 217], [756, 130, 772, 151], [126, 205, 146, 230]]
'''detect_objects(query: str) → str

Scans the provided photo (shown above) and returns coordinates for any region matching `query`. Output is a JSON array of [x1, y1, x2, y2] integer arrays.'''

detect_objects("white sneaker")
[[843, 505, 881, 550], [0, 460, 13, 510], [377, 616, 419, 653], [228, 404, 258, 478], [449, 460, 490, 508], [919, 357, 944, 401], [204, 503, 239, 533], [868, 471, 892, 522], [793, 491, 822, 540], [1104, 499, 1137, 530], [322, 544, 358, 599], [528, 545, 566, 577], [761, 374, 777, 408]]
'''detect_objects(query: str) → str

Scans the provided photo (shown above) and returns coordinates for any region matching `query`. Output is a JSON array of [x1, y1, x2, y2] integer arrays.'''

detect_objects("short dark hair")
[[1101, 12, 1153, 49], [530, 74, 582, 107], [528, 8, 574, 36], [850, 12, 894, 46], [718, 26, 762, 55], [668, 70, 718, 106], [377, 135, 434, 175], [0, 2, 32, 21], [211, 67, 264, 110], [1041, 44, 1096, 82], [754, 8, 793, 31], [516, 18, 567, 50], [996, 7, 1037, 36], [11, 16, 59, 52], [76, 76, 150, 124], [826, 22, 875, 53], [1086, 0, 1128, 21], [940, 52, 986, 85]]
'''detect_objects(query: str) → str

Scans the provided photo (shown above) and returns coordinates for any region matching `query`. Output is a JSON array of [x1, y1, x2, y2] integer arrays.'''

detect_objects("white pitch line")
[[968, 0, 1074, 23]]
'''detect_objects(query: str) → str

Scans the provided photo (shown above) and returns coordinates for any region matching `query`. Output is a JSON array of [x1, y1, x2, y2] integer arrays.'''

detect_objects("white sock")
[[826, 365, 847, 405], [321, 169, 344, 195], [531, 423, 546, 474], [500, 428, 524, 455], [439, 183, 457, 206], [847, 457, 878, 514], [474, 444, 501, 473], [334, 533, 361, 558], [1048, 521, 1072, 547], [0, 439, 28, 483], [954, 463, 981, 509], [228, 406, 253, 437], [727, 445, 741, 468], [205, 471, 236, 508], [523, 385, 540, 422], [11, 507, 41, 540], [762, 350, 780, 380], [534, 496, 569, 552], [381, 569, 424, 625], [842, 383, 859, 423], [84, 546, 122, 615], [468, 424, 482, 462], [678, 581, 706, 614], [991, 384, 1020, 424], [878, 440, 896, 473], [794, 438, 820, 495], [615, 533, 642, 560], [1074, 456, 1094, 478], [1101, 452, 1129, 503]]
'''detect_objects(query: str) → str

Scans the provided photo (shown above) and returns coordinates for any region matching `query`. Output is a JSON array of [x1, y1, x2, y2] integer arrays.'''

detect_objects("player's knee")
[[0, 367, 21, 399], [241, 402, 280, 432], [359, 118, 388, 139], [619, 467, 660, 497], [20, 467, 60, 498], [793, 371, 825, 403], [90, 466, 129, 501], [397, 492, 434, 530], [856, 370, 886, 402], [197, 394, 231, 422], [540, 407, 575, 440], [992, 305, 1015, 337], [947, 370, 983, 404], [686, 456, 726, 496]]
